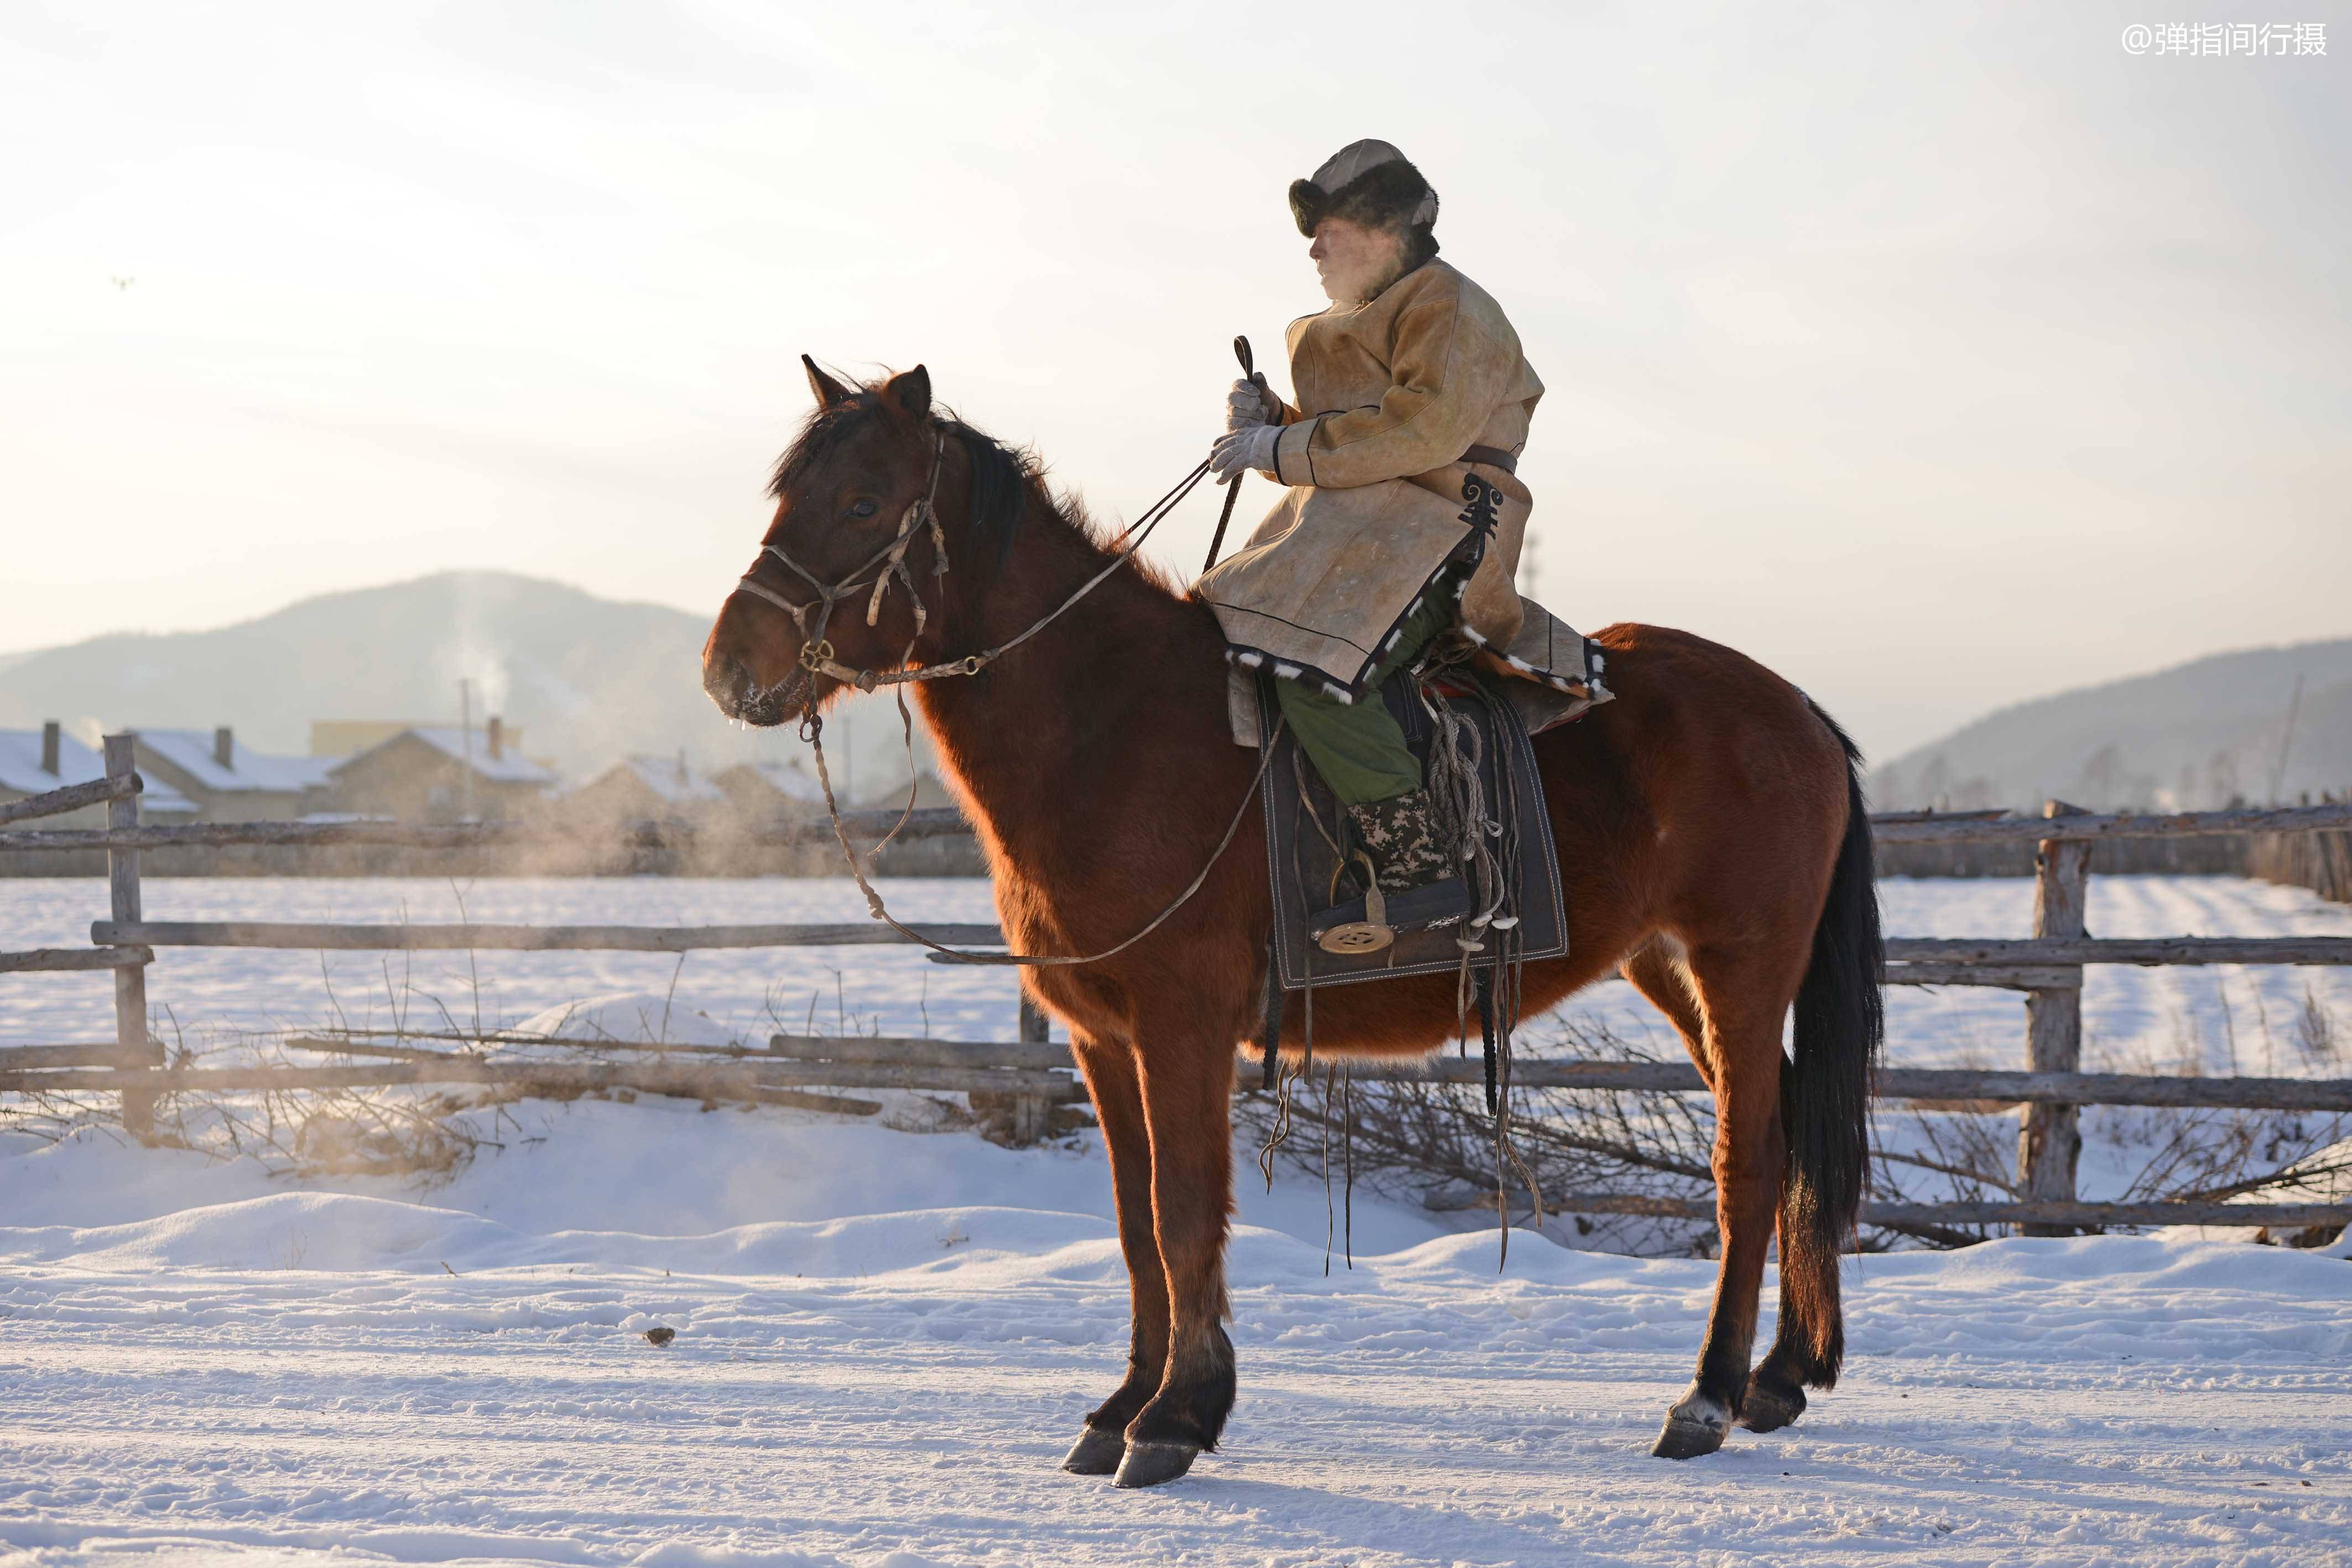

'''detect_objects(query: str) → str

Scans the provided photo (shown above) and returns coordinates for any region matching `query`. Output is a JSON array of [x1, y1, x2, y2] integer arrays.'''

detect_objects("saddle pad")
[[1258, 669, 1568, 991]]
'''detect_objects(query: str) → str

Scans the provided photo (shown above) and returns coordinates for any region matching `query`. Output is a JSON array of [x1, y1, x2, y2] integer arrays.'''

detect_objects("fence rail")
[[89, 920, 1006, 952], [6, 745, 2349, 1237], [11, 1038, 2347, 1114], [77, 926, 2352, 971], [1869, 800, 2352, 846], [0, 1059, 1082, 1099], [1887, 936, 2352, 966], [0, 772, 143, 826], [0, 945, 153, 974], [13, 801, 2348, 856], [0, 805, 971, 855]]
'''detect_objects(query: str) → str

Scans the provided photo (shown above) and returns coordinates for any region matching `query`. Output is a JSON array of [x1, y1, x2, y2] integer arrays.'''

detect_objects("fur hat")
[[1288, 139, 1440, 238]]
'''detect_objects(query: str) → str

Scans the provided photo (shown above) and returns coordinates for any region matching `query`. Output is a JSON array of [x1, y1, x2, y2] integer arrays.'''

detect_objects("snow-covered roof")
[[330, 727, 558, 786], [0, 729, 196, 816], [723, 760, 828, 804], [586, 755, 726, 807], [132, 728, 337, 794]]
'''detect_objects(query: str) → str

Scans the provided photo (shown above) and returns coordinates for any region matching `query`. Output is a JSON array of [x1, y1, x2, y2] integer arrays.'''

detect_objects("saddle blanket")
[[1257, 665, 1569, 992]]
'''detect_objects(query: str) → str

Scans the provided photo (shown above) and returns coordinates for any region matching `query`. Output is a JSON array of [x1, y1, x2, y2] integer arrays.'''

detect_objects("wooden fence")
[[5, 740, 2351, 1234]]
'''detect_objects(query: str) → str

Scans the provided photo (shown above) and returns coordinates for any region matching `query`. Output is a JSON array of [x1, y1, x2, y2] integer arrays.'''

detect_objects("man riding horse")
[[704, 137, 1878, 1482], [1198, 139, 1567, 932]]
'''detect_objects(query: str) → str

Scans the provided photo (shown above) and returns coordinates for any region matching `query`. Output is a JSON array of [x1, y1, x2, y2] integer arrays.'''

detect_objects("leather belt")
[[1460, 444, 1517, 475]]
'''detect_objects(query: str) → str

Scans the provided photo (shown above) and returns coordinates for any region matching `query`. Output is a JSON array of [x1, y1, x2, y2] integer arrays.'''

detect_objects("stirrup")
[[1314, 874, 1392, 955]]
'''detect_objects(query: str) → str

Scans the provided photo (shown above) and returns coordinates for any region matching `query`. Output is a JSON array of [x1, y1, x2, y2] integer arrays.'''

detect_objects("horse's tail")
[[1778, 702, 1883, 1388]]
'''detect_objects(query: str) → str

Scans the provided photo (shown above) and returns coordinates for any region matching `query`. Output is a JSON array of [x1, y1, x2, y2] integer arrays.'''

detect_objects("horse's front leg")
[[1113, 1026, 1238, 1488], [1060, 1028, 1167, 1475]]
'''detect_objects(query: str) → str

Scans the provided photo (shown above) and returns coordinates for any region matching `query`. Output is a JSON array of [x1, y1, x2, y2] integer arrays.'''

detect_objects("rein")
[[729, 425, 1261, 968], [804, 710, 1283, 968]]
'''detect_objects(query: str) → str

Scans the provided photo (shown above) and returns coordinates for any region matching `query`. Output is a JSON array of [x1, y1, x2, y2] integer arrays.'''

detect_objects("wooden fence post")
[[2018, 800, 2090, 1233], [1011, 993, 1052, 1145], [103, 736, 160, 1141]]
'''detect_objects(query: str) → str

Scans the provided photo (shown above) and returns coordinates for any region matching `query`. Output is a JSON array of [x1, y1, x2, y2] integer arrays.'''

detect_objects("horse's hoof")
[[1060, 1426, 1126, 1475], [1112, 1439, 1200, 1488], [1652, 1414, 1728, 1460], [1738, 1381, 1805, 1434]]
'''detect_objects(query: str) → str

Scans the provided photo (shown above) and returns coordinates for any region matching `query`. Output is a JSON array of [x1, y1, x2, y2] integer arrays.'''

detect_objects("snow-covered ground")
[[3, 1101, 2350, 1568], [4, 874, 2350, 1565]]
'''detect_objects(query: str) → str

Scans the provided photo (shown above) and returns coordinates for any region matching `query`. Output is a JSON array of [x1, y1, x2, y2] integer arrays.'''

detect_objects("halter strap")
[[730, 430, 948, 692]]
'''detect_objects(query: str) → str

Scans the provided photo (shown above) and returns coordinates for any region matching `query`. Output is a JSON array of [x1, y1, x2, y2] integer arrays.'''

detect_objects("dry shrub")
[[1236, 1017, 1723, 1257], [1236, 1001, 2352, 1254]]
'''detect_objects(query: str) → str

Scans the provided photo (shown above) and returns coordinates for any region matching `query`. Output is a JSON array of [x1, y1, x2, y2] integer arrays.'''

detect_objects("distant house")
[[1, 722, 196, 827], [857, 769, 960, 811], [130, 727, 337, 822], [325, 720, 556, 823], [712, 760, 829, 823], [564, 753, 728, 830], [309, 719, 528, 762]]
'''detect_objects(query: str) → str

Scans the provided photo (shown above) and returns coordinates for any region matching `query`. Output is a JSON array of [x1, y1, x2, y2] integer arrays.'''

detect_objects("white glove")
[[1209, 423, 1281, 483], [1224, 375, 1277, 432]]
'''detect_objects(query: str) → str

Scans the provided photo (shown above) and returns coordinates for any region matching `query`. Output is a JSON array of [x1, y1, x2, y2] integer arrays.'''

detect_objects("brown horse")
[[703, 362, 1883, 1487]]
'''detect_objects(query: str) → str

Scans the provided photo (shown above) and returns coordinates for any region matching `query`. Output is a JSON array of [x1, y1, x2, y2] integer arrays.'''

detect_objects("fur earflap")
[[1289, 150, 1438, 238]]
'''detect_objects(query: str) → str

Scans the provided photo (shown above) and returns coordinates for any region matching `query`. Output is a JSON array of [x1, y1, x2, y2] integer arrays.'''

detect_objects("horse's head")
[[703, 357, 1028, 726]]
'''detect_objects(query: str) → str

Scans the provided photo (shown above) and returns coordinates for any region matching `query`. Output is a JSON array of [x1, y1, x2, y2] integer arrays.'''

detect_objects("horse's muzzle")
[[703, 652, 795, 728]]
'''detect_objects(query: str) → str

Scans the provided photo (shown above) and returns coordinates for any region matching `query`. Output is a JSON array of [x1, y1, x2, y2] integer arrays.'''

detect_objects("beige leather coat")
[[1195, 259, 1552, 698]]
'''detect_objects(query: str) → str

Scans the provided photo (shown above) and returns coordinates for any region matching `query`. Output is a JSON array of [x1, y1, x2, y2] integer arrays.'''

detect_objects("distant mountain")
[[0, 571, 931, 790], [1875, 638, 2352, 813]]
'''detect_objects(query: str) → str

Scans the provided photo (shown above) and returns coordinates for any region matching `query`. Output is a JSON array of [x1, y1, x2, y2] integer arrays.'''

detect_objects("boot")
[[1345, 789, 1455, 893], [1312, 790, 1469, 954]]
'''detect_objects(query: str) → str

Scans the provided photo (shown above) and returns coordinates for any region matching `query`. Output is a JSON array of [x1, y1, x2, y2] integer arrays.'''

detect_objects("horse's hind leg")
[[1060, 1029, 1167, 1475], [1648, 944, 1802, 1460], [1112, 1025, 1237, 1488], [1622, 941, 1711, 1089], [1740, 1264, 1823, 1434]]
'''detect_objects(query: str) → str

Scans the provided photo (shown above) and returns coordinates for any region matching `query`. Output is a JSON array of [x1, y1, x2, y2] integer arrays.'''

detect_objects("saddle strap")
[[1460, 444, 1518, 475], [1258, 931, 1283, 1090]]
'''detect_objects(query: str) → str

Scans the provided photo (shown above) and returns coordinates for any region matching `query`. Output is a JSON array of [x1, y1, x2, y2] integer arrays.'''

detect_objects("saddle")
[[1256, 657, 1569, 993]]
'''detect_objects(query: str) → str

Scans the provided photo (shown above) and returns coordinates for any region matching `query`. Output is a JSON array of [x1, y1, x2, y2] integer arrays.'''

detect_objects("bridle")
[[719, 418, 1274, 970], [727, 420, 1215, 705], [730, 429, 963, 701]]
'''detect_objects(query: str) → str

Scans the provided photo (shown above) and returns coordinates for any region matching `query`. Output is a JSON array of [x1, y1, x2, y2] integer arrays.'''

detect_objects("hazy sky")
[[4, 1, 2345, 760]]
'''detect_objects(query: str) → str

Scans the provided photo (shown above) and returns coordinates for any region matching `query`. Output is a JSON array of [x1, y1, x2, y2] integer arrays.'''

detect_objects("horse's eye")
[[846, 498, 880, 520]]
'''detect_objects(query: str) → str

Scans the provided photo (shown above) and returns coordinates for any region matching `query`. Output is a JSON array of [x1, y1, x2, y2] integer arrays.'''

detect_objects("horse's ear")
[[883, 364, 931, 420], [803, 355, 854, 409]]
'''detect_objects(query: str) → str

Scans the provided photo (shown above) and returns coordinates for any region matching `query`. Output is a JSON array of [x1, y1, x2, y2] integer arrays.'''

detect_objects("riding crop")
[[1200, 335, 1256, 575]]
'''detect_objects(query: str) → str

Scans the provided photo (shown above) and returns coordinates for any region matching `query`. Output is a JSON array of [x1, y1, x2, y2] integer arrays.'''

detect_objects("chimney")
[[40, 721, 60, 776], [486, 716, 503, 761], [214, 726, 234, 769]]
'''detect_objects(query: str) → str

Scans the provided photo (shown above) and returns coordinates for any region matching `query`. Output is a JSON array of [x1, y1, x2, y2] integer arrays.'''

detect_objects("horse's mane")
[[766, 392, 1183, 597]]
